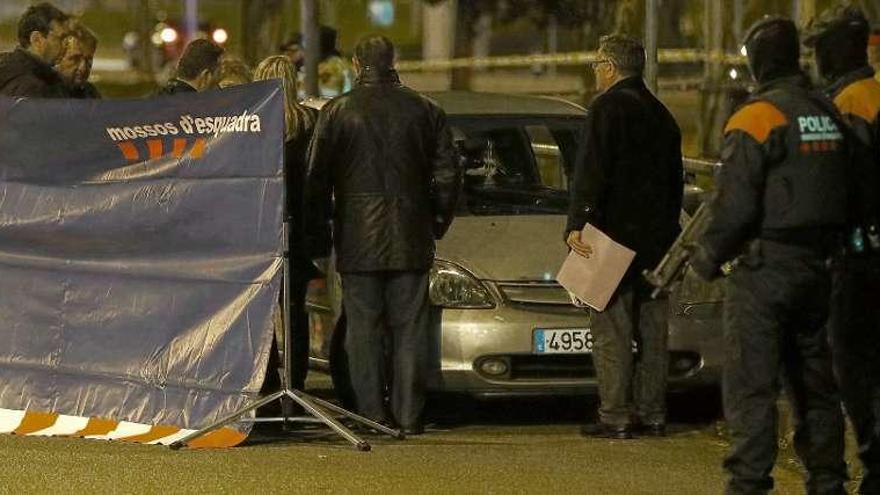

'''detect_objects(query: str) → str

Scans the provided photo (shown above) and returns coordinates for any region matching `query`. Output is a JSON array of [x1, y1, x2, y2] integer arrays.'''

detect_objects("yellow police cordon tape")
[[397, 49, 747, 72]]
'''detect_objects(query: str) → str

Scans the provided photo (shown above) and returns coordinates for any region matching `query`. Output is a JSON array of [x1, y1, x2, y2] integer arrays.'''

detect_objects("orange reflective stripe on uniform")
[[833, 78, 880, 125], [724, 101, 789, 143]]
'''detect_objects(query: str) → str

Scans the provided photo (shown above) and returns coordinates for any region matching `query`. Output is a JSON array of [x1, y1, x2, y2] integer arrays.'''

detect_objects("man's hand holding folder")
[[566, 230, 594, 258], [557, 224, 635, 312]]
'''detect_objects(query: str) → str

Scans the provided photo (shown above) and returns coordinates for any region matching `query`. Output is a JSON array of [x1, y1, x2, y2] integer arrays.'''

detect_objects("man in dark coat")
[[566, 34, 683, 439], [305, 35, 460, 434], [0, 2, 69, 98], [157, 39, 224, 96]]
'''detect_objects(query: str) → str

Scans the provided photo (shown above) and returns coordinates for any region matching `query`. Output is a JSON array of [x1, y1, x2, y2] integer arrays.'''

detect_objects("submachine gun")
[[643, 202, 711, 299]]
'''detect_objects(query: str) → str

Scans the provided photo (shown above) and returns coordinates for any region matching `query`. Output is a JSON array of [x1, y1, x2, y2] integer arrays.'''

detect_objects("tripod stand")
[[170, 222, 404, 451]]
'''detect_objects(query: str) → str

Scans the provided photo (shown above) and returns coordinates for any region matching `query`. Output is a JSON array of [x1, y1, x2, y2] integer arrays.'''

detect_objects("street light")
[[212, 28, 228, 44], [160, 26, 178, 44]]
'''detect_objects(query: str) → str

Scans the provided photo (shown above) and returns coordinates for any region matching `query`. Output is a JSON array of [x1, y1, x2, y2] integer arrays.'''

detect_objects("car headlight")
[[429, 260, 494, 309]]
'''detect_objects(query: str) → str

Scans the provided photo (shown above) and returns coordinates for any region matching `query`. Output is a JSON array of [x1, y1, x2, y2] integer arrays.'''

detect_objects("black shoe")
[[579, 422, 634, 439], [641, 423, 666, 437], [401, 424, 425, 436]]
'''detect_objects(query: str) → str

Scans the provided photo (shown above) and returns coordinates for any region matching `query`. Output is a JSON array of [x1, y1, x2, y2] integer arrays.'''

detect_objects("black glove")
[[688, 244, 722, 282]]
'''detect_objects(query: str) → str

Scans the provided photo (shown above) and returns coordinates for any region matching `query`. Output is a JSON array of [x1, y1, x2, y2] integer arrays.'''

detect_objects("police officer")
[[804, 6, 880, 494], [690, 16, 848, 495]]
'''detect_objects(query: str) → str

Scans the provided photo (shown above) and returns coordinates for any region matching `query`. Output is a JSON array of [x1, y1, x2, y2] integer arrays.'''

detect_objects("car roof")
[[303, 91, 586, 118], [424, 91, 586, 117]]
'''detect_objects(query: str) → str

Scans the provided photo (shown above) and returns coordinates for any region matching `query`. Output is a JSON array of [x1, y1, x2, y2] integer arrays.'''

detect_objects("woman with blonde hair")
[[216, 55, 252, 89], [254, 55, 318, 393]]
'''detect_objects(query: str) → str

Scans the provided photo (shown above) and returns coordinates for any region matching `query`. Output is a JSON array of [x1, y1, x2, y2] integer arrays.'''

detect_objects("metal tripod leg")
[[169, 389, 376, 451], [299, 392, 405, 439], [169, 391, 285, 450], [283, 390, 372, 451], [169, 218, 400, 450]]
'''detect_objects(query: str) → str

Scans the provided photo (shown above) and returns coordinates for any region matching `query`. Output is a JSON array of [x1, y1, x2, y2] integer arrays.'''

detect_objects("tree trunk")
[[450, 1, 476, 90], [241, 0, 284, 66], [131, 0, 154, 75], [614, 0, 644, 35], [698, 0, 725, 157]]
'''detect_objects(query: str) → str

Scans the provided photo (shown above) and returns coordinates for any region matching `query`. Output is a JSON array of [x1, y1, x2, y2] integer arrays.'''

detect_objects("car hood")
[[436, 215, 569, 281]]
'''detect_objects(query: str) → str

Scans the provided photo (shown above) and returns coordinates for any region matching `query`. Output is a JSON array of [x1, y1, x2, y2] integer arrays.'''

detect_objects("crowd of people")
[[0, 2, 96, 98], [1, 2, 879, 494]]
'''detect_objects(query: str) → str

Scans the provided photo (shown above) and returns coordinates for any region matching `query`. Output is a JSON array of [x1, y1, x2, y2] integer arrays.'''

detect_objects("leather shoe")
[[401, 424, 425, 436], [641, 423, 666, 437], [579, 422, 634, 439]]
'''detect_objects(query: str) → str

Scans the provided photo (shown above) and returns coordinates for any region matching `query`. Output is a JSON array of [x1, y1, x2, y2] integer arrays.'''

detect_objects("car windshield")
[[450, 117, 582, 216]]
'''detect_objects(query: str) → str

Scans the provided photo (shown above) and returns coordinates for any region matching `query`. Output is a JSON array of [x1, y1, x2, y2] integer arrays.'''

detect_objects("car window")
[[450, 118, 582, 216], [526, 125, 570, 191]]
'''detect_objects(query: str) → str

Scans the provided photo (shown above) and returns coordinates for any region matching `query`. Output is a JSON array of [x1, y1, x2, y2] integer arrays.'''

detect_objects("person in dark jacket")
[[804, 6, 880, 494], [254, 55, 318, 394], [567, 34, 683, 440], [56, 22, 100, 99], [690, 17, 848, 495], [157, 39, 223, 96], [305, 35, 460, 434], [0, 2, 69, 98]]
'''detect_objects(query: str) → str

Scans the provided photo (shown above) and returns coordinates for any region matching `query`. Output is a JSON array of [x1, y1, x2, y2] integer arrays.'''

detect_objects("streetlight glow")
[[212, 28, 228, 44], [160, 27, 178, 44]]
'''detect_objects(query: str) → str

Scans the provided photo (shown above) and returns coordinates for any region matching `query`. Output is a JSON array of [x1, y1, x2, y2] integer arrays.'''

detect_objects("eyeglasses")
[[589, 59, 612, 69]]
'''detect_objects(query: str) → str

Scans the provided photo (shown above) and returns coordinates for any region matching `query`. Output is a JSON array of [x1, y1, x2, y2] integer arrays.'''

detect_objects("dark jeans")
[[723, 241, 846, 495], [830, 256, 880, 495], [590, 283, 669, 426], [341, 270, 429, 428]]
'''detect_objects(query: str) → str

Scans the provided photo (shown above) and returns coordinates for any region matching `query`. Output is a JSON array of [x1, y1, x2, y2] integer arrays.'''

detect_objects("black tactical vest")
[[754, 86, 849, 232]]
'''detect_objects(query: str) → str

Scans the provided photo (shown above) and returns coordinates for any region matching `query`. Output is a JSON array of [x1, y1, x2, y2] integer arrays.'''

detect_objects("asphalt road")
[[0, 374, 820, 494]]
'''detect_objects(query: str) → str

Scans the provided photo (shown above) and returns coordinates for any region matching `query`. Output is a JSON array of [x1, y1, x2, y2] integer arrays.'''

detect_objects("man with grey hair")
[[567, 34, 683, 439], [56, 21, 99, 98]]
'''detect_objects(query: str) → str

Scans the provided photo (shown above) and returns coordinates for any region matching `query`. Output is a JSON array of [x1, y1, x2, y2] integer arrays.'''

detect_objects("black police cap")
[[803, 5, 869, 48]]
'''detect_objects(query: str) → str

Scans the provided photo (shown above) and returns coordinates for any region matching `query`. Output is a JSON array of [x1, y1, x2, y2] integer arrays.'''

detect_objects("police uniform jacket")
[[692, 73, 850, 279], [304, 68, 461, 273], [827, 66, 880, 227]]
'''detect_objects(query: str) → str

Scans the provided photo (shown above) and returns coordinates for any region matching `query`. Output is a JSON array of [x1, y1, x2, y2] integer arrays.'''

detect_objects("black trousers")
[[722, 241, 846, 495], [340, 270, 429, 428], [830, 256, 880, 495], [590, 282, 669, 426]]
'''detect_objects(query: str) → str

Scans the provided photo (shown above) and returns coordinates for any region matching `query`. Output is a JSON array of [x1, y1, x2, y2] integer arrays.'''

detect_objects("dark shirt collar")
[[356, 67, 400, 87], [605, 76, 645, 94], [169, 78, 198, 92], [827, 66, 876, 98], [756, 72, 811, 94], [15, 47, 61, 84]]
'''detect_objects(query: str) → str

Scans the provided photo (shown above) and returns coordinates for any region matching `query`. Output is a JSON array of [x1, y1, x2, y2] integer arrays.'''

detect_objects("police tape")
[[396, 49, 747, 72]]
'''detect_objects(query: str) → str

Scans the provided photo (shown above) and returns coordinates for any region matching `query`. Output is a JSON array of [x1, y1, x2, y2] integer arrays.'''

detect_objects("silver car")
[[306, 91, 723, 399]]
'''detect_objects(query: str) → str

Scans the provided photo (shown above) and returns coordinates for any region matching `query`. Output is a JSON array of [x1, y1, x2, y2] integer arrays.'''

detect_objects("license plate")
[[533, 328, 593, 354]]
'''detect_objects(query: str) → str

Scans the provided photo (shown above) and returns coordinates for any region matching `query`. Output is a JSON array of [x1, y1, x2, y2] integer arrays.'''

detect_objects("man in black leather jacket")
[[691, 17, 848, 495], [304, 35, 460, 434]]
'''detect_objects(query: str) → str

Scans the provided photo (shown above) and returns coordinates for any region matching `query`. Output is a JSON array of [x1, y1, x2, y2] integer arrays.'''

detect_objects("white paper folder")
[[556, 224, 635, 312]]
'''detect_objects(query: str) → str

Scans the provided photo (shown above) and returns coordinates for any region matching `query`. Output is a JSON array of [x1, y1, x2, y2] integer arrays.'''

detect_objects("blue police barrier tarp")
[[0, 81, 284, 446]]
